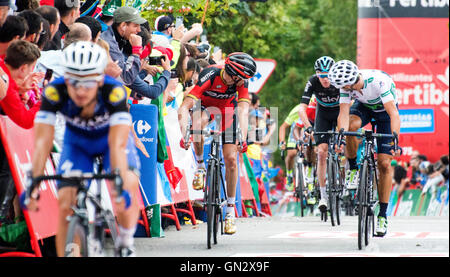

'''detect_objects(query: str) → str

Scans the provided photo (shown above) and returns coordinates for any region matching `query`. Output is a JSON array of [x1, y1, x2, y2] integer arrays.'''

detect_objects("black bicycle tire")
[[334, 159, 342, 226], [365, 167, 376, 246], [327, 158, 336, 227], [64, 216, 88, 257], [296, 161, 305, 217], [206, 160, 216, 249], [213, 164, 221, 245], [358, 160, 368, 250]]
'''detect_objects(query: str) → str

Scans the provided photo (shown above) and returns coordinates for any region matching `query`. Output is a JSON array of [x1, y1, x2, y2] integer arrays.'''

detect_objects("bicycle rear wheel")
[[205, 161, 216, 249], [65, 215, 88, 257], [358, 160, 368, 250]]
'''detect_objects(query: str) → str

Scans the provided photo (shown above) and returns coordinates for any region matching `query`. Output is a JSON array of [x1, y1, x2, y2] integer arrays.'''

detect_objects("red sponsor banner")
[[357, 3, 449, 162], [0, 116, 59, 256]]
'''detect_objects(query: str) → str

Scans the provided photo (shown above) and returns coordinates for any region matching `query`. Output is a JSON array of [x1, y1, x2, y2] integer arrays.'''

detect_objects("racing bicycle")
[[340, 129, 400, 250], [314, 130, 345, 227], [22, 167, 127, 257], [294, 136, 317, 217]]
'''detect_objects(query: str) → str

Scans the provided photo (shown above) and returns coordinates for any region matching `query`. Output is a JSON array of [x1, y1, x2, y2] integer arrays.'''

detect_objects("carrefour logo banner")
[[130, 104, 158, 204], [399, 108, 435, 134]]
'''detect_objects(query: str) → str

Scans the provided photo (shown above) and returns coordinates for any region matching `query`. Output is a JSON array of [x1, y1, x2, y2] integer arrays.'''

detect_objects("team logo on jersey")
[[44, 86, 60, 103], [109, 86, 126, 105]]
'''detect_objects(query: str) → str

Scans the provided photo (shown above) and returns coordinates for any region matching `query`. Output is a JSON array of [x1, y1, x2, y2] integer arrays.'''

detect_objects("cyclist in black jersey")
[[298, 56, 340, 213]]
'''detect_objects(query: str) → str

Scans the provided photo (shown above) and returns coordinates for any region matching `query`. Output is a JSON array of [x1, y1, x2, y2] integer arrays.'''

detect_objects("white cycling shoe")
[[318, 198, 328, 213]]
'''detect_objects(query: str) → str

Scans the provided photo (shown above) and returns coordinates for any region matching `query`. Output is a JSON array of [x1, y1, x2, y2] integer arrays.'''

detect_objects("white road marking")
[[268, 231, 449, 240]]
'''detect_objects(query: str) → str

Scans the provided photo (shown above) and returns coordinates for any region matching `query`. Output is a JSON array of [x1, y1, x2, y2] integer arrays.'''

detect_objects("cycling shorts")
[[57, 127, 141, 189], [313, 105, 340, 145], [350, 100, 394, 155]]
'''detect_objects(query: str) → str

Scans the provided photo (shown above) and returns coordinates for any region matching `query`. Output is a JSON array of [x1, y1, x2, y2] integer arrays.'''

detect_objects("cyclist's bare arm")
[[32, 123, 55, 178], [109, 124, 131, 175], [383, 100, 401, 156], [298, 103, 312, 130], [278, 122, 290, 147], [237, 101, 249, 142], [383, 101, 400, 136], [337, 102, 351, 132], [178, 96, 196, 137], [293, 125, 302, 142]]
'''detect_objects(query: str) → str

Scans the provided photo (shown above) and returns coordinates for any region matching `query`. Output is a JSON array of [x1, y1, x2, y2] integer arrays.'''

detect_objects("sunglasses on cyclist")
[[317, 73, 329, 79], [232, 75, 244, 83], [66, 75, 103, 89]]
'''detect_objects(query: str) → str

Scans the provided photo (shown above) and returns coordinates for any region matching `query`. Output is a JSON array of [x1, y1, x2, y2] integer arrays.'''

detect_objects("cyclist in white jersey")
[[329, 60, 401, 237]]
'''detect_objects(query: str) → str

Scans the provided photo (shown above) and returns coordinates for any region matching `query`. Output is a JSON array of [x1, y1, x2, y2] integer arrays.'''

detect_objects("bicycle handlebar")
[[21, 169, 130, 210], [340, 129, 401, 154]]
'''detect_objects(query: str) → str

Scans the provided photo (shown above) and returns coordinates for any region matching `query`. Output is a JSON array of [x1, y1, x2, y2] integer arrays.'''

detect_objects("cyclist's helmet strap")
[[314, 56, 335, 72], [225, 52, 257, 79]]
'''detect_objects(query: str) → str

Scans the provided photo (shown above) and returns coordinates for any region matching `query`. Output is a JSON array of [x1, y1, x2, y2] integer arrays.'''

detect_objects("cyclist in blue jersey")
[[25, 42, 141, 257]]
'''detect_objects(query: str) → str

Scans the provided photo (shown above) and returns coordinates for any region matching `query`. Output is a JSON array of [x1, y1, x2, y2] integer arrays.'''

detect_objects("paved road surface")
[[106, 215, 449, 257]]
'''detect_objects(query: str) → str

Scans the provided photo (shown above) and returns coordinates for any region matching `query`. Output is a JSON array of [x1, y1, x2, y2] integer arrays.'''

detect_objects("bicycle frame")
[[205, 131, 228, 214]]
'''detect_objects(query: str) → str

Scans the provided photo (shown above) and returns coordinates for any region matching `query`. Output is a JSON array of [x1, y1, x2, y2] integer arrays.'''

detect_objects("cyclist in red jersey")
[[178, 52, 257, 235]]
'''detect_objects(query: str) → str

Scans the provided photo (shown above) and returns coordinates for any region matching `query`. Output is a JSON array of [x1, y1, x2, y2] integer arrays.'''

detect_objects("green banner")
[[242, 153, 260, 203]]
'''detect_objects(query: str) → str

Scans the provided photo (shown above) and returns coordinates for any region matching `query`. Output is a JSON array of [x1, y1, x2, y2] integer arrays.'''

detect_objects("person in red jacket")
[[0, 40, 43, 129]]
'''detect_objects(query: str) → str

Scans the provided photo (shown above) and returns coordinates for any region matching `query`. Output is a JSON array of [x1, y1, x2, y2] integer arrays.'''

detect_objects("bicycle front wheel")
[[358, 160, 368, 250], [205, 161, 217, 249], [365, 167, 376, 246], [327, 158, 337, 227], [65, 215, 88, 257]]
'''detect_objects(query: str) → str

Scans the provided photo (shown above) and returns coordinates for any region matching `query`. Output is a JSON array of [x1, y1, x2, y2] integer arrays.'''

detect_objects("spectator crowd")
[[0, 0, 279, 245], [393, 152, 449, 199], [0, 0, 448, 251]]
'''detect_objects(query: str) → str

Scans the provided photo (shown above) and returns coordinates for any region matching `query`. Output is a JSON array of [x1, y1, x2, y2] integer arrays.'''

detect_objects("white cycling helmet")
[[62, 41, 108, 76], [328, 60, 359, 88]]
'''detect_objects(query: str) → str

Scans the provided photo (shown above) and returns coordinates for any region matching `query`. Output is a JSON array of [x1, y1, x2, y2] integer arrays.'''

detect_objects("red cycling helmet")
[[224, 52, 257, 79]]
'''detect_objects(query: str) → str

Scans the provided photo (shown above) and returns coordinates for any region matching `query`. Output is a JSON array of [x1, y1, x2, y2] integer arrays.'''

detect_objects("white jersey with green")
[[339, 69, 397, 112]]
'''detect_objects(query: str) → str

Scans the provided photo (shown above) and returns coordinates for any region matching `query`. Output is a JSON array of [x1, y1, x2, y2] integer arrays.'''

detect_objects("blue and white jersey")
[[35, 75, 132, 137]]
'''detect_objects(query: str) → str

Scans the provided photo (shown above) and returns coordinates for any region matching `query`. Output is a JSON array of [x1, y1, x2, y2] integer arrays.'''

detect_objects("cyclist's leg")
[[192, 108, 212, 190], [373, 112, 394, 234], [192, 106, 211, 163], [346, 101, 370, 189], [102, 132, 141, 254], [314, 105, 334, 205], [56, 131, 93, 257], [348, 101, 371, 159], [285, 125, 298, 190]]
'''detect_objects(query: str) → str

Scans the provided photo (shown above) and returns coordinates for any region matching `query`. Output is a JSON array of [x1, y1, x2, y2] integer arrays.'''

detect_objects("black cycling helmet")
[[314, 56, 335, 72], [224, 52, 257, 79]]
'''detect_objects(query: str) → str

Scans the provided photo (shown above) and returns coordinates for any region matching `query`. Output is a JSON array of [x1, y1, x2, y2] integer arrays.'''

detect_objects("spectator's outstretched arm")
[[128, 55, 171, 99], [129, 70, 170, 99], [180, 23, 203, 43]]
